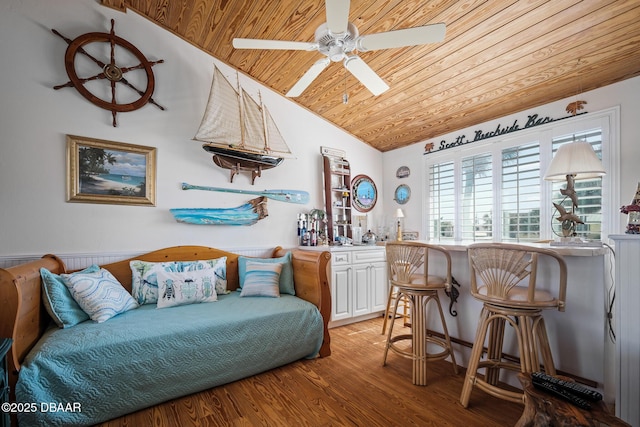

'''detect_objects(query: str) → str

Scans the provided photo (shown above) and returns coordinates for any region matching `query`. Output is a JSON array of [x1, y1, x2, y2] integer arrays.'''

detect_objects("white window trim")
[[422, 106, 620, 242]]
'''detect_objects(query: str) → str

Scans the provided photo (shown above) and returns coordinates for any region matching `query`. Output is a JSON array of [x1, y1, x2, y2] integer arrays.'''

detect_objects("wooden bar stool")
[[382, 242, 458, 385], [460, 243, 568, 407]]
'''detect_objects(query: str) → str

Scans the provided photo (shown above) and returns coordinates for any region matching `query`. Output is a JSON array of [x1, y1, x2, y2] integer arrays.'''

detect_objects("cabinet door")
[[352, 264, 371, 317], [331, 265, 352, 321], [369, 261, 388, 313]]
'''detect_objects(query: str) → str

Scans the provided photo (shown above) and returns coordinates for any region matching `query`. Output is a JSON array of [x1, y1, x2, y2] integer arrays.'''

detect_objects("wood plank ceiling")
[[101, 0, 640, 152]]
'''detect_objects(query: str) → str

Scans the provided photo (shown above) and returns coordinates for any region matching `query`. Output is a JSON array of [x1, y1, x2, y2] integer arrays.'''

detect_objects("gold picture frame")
[[66, 134, 156, 206]]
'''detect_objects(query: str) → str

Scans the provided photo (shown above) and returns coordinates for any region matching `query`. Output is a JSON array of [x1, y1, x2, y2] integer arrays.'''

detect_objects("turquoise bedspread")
[[16, 292, 324, 426]]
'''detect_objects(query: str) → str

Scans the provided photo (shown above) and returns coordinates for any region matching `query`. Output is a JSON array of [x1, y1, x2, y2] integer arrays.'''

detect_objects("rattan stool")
[[382, 242, 458, 385], [459, 243, 567, 407]]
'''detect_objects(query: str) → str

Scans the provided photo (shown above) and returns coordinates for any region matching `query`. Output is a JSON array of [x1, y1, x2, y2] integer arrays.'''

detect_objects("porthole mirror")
[[394, 184, 411, 205], [351, 175, 377, 212]]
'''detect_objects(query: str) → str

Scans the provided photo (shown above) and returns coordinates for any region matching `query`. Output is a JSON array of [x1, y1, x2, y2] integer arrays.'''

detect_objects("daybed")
[[0, 245, 331, 426]]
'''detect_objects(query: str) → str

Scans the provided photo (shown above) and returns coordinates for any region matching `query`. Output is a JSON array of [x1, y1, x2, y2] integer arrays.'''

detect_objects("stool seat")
[[382, 242, 458, 386]]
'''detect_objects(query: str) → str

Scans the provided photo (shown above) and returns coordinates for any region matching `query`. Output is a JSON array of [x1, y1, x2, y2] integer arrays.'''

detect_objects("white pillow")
[[61, 268, 138, 323], [239, 261, 282, 298], [130, 257, 227, 305], [156, 268, 219, 309]]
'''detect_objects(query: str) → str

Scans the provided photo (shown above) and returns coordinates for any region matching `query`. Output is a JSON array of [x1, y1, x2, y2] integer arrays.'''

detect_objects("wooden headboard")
[[0, 245, 332, 398], [98, 246, 243, 293]]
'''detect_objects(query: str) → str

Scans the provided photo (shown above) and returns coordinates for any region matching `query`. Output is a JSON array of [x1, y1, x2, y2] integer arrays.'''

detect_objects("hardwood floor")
[[97, 317, 523, 426]]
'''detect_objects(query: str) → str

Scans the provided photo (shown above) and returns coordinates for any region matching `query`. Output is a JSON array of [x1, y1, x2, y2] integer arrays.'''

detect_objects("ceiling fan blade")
[[357, 23, 446, 51], [233, 38, 316, 51], [286, 58, 331, 97], [343, 55, 389, 96], [325, 0, 350, 35]]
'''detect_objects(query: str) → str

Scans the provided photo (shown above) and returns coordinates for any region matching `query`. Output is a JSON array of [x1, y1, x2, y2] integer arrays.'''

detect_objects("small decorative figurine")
[[620, 182, 640, 234]]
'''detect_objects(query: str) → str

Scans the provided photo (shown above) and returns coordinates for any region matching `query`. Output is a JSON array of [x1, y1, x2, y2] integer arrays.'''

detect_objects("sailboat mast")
[[236, 72, 245, 147], [258, 92, 270, 152]]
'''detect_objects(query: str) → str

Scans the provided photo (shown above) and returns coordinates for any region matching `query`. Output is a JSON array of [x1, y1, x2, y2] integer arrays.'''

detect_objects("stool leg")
[[381, 285, 394, 335], [533, 316, 556, 375], [460, 306, 491, 408], [485, 316, 506, 385], [517, 314, 538, 373], [432, 292, 458, 374], [382, 289, 403, 365], [413, 293, 427, 385]]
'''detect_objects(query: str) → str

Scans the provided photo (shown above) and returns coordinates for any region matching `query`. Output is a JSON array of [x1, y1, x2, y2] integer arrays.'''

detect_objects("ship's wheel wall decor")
[[53, 19, 165, 126]]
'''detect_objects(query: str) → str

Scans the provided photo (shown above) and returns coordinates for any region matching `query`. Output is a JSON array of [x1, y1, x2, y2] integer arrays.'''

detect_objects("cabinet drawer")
[[352, 249, 386, 264], [332, 251, 352, 265]]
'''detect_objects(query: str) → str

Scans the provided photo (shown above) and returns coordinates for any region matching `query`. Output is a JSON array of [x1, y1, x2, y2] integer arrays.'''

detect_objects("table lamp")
[[396, 208, 405, 241], [543, 141, 605, 243]]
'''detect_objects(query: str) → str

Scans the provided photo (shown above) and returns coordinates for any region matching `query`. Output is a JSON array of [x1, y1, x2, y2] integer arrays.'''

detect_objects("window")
[[428, 161, 455, 238], [501, 143, 540, 242], [461, 154, 493, 240], [424, 109, 617, 242]]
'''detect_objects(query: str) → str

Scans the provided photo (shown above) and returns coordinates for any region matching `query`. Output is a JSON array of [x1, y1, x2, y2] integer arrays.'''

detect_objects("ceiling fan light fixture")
[[315, 22, 358, 60], [328, 43, 345, 62]]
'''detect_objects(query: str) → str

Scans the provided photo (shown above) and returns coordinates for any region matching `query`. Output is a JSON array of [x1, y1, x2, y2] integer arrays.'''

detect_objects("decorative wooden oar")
[[181, 182, 309, 204]]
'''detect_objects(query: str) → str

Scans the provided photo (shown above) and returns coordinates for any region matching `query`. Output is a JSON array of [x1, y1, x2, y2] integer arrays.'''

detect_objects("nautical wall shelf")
[[322, 151, 352, 244]]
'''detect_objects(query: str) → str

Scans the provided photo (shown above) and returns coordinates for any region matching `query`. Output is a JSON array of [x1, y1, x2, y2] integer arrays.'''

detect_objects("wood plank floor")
[[97, 317, 524, 426]]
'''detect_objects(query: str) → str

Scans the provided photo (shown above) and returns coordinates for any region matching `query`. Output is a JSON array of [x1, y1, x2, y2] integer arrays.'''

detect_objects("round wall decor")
[[53, 19, 165, 127], [394, 184, 411, 204], [396, 166, 410, 178], [351, 174, 377, 212]]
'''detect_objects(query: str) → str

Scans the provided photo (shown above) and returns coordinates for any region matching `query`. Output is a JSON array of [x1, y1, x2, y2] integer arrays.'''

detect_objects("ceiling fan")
[[232, 0, 446, 97]]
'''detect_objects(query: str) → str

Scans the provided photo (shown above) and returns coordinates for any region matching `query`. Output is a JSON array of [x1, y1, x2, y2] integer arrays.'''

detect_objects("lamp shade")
[[395, 208, 405, 218], [544, 141, 606, 181]]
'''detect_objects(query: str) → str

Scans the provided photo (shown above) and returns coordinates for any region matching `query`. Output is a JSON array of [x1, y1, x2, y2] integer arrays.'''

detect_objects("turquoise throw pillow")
[[40, 265, 99, 328], [238, 252, 295, 295], [62, 268, 138, 323], [239, 261, 282, 298]]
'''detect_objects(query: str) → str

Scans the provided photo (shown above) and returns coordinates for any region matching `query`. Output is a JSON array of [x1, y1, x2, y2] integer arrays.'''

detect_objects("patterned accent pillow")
[[239, 260, 282, 298], [61, 268, 139, 323], [238, 252, 295, 295], [130, 257, 227, 305], [156, 268, 219, 309], [40, 265, 99, 328]]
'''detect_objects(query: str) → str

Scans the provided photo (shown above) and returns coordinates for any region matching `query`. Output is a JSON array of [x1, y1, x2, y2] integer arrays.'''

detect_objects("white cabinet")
[[328, 247, 387, 328], [610, 234, 640, 427], [330, 253, 352, 322]]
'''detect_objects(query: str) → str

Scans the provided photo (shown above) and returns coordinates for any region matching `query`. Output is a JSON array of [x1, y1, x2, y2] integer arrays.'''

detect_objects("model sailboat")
[[194, 66, 294, 184]]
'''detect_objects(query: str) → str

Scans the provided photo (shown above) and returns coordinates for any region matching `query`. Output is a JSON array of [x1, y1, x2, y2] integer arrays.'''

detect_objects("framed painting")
[[351, 174, 377, 212], [66, 134, 156, 206]]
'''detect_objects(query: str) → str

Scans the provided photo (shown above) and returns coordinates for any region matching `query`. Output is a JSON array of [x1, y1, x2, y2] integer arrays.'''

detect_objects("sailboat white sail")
[[194, 66, 294, 161]]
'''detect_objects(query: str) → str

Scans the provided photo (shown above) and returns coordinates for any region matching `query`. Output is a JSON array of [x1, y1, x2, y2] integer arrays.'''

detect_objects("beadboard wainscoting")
[[0, 248, 275, 270]]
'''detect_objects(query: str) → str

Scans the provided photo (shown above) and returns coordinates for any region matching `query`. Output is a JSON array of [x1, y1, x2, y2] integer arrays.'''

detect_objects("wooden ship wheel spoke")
[[53, 19, 165, 126]]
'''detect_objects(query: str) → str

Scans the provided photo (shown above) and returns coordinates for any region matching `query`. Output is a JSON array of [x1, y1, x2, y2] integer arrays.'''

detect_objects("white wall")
[[0, 0, 384, 256], [382, 76, 640, 238]]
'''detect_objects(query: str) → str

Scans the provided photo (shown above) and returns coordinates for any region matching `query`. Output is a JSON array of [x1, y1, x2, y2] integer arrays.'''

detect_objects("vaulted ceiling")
[[101, 0, 640, 152]]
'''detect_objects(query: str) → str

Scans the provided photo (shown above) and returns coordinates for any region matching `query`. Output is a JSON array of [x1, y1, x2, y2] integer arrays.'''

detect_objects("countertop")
[[300, 240, 609, 256]]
